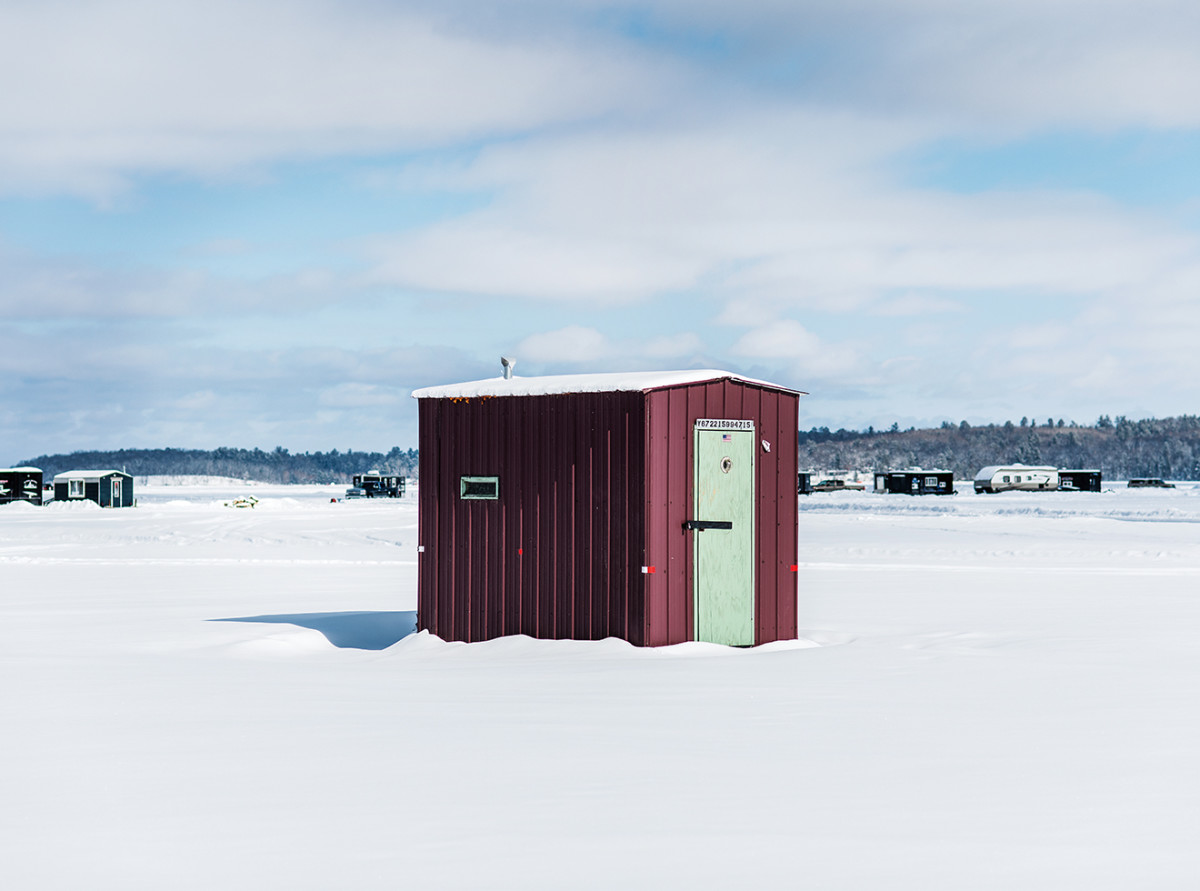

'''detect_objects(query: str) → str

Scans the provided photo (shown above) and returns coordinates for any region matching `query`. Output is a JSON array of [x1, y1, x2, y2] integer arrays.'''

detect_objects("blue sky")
[[5, 0, 1200, 461]]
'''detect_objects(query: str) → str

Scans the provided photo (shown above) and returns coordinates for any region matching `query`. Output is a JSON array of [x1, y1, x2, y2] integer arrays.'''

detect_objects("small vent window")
[[69, 479, 84, 497], [460, 476, 499, 500]]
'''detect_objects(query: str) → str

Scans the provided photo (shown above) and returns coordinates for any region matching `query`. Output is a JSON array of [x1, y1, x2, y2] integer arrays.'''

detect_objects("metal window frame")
[[459, 475, 500, 500]]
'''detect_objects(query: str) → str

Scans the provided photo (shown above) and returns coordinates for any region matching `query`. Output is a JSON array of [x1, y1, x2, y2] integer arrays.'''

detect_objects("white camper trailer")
[[974, 465, 1059, 493]]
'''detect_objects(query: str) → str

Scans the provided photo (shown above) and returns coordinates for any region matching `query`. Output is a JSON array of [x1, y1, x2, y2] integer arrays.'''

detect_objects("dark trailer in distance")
[[53, 470, 134, 507], [352, 471, 405, 497], [0, 467, 43, 505], [874, 470, 955, 495], [1128, 478, 1175, 488], [1058, 470, 1102, 492], [413, 368, 805, 648], [797, 471, 813, 495]]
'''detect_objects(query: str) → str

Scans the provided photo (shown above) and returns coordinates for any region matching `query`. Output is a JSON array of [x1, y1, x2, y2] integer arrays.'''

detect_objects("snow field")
[[2, 484, 1199, 889]]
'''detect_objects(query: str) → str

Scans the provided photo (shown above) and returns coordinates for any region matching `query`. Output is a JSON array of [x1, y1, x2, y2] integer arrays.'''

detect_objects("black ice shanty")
[[0, 467, 43, 505], [874, 470, 955, 495], [1058, 470, 1102, 492], [352, 471, 405, 497]]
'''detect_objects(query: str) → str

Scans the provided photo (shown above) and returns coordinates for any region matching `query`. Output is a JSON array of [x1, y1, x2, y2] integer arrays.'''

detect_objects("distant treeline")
[[800, 415, 1200, 481], [18, 446, 420, 484], [19, 414, 1200, 484]]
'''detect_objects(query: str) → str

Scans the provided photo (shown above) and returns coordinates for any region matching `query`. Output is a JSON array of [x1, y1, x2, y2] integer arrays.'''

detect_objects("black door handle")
[[683, 520, 733, 531]]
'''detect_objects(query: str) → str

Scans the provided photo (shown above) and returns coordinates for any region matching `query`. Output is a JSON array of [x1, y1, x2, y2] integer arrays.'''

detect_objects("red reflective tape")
[[790, 564, 798, 571], [518, 548, 523, 556], [641, 565, 657, 574]]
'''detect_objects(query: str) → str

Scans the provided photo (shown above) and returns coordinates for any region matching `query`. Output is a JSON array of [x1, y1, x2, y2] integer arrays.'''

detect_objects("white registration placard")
[[695, 418, 754, 431]]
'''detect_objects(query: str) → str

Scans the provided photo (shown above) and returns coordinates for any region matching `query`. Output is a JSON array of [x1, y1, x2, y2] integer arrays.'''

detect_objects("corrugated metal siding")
[[643, 386, 691, 645], [418, 392, 646, 644], [643, 379, 798, 645]]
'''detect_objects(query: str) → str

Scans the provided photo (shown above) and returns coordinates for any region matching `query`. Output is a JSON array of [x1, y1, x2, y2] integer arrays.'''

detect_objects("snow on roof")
[[412, 369, 806, 400], [53, 470, 131, 480], [1, 466, 42, 473]]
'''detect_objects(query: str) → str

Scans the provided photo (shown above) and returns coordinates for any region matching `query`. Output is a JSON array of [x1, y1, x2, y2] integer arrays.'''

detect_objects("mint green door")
[[693, 423, 755, 645]]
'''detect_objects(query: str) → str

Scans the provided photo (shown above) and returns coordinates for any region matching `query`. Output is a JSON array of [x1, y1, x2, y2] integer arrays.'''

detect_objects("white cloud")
[[362, 113, 1200, 321], [173, 390, 219, 412], [0, 328, 491, 459], [0, 241, 361, 321], [6, 0, 1200, 197], [185, 239, 254, 258], [365, 225, 702, 302], [316, 383, 407, 408], [872, 293, 964, 316], [516, 326, 613, 363], [866, 1, 1200, 132], [522, 0, 1200, 132], [732, 320, 863, 380], [644, 332, 705, 358], [0, 0, 669, 196], [512, 326, 710, 370], [8, 0, 1200, 447]]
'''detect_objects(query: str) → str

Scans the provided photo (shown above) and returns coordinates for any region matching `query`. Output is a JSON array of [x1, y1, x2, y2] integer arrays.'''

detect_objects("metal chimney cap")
[[500, 356, 516, 379]]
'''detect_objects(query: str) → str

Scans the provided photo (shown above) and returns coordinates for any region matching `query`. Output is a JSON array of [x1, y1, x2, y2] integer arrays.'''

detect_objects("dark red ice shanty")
[[412, 367, 804, 647]]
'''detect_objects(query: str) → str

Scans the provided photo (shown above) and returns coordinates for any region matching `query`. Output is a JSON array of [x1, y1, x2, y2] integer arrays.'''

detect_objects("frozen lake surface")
[[3, 482, 1199, 889]]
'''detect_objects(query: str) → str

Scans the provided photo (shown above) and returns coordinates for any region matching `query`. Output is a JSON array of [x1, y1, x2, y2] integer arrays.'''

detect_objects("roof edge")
[[52, 469, 134, 478], [412, 369, 806, 400]]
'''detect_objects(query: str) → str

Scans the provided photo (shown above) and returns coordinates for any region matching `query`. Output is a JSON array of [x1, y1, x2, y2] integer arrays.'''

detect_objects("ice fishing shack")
[[0, 467, 44, 505], [412, 366, 805, 647], [53, 470, 134, 507], [874, 469, 955, 495]]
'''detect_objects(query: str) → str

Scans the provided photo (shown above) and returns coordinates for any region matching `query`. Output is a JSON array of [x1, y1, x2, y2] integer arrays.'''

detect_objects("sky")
[[4, 0, 1200, 461]]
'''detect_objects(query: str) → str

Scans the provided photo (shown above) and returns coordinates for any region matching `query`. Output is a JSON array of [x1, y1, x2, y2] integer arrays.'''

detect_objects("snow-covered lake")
[[3, 482, 1199, 889]]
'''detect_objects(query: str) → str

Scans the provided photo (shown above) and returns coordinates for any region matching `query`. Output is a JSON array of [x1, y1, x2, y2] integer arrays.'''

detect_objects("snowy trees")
[[797, 416, 1200, 480], [19, 415, 1200, 484], [17, 446, 421, 484]]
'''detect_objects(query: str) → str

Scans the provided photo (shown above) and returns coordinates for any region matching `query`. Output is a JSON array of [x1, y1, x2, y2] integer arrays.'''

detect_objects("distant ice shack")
[[53, 469, 134, 508], [412, 365, 805, 647]]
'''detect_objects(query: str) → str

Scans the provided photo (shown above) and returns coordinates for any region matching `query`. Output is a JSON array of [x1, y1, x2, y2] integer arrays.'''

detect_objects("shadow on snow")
[[212, 610, 417, 650]]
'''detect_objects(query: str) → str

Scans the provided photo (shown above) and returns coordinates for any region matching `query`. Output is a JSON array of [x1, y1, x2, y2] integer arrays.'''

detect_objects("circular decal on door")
[[721, 457, 733, 473]]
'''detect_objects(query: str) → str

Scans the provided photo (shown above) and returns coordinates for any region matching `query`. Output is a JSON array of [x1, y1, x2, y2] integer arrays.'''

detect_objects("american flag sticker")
[[722, 433, 732, 442]]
